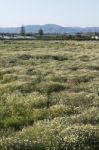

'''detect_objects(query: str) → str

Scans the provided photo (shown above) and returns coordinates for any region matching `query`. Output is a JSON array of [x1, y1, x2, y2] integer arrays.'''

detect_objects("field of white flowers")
[[0, 40, 99, 149]]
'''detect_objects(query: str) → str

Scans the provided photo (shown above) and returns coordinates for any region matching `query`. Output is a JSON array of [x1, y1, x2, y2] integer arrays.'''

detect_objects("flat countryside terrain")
[[0, 40, 99, 149]]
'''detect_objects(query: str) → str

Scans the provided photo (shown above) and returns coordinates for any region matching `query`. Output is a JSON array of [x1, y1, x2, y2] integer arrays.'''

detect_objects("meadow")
[[0, 40, 99, 150]]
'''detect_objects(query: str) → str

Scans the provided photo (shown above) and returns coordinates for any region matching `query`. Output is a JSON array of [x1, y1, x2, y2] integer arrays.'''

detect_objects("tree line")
[[0, 25, 99, 40], [20, 25, 44, 36]]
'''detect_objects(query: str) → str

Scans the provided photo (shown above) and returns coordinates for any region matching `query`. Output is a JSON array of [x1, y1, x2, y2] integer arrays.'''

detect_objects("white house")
[[91, 36, 99, 40]]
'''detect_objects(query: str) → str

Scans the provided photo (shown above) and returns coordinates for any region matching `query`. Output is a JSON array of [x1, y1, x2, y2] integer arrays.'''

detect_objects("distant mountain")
[[0, 24, 99, 33]]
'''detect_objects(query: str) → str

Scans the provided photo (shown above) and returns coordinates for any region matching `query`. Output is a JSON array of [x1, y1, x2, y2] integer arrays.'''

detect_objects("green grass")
[[0, 40, 99, 150]]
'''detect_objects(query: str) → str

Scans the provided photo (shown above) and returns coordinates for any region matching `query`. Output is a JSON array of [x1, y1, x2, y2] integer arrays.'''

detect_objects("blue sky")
[[0, 0, 99, 27]]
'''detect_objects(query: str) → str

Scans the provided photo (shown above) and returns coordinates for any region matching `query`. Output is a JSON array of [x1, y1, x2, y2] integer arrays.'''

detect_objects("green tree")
[[20, 25, 26, 36], [38, 28, 44, 36]]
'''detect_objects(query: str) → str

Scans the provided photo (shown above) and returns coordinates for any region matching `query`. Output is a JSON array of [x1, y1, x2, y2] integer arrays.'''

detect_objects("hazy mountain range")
[[0, 24, 99, 33]]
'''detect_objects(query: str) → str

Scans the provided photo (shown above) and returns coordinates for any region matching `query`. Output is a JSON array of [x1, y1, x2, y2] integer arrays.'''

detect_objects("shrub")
[[36, 81, 65, 93], [12, 82, 36, 93], [2, 74, 17, 84], [88, 65, 99, 71], [75, 107, 99, 125], [18, 54, 33, 60], [0, 138, 45, 150]]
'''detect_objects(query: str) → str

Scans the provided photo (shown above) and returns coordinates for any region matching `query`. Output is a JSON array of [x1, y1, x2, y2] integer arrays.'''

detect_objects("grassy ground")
[[0, 40, 99, 150]]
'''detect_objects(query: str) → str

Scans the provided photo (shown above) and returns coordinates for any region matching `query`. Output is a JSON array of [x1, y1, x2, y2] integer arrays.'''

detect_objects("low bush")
[[36, 81, 65, 93]]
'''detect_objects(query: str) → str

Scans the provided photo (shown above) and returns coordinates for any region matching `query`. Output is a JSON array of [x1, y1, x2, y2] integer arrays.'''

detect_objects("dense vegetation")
[[0, 40, 99, 150]]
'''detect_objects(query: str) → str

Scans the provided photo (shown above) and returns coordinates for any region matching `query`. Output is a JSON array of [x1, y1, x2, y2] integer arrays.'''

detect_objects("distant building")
[[91, 35, 99, 40]]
